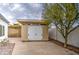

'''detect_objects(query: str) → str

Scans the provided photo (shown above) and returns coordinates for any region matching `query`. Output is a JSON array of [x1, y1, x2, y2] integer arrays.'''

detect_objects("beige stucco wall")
[[42, 25, 49, 40], [21, 24, 48, 41], [21, 24, 28, 41]]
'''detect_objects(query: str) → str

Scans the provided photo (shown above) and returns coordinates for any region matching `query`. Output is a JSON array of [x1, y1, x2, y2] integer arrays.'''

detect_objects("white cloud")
[[6, 15, 14, 23], [0, 3, 43, 23], [11, 4, 21, 11], [7, 15, 14, 19], [0, 3, 10, 6], [30, 3, 41, 8]]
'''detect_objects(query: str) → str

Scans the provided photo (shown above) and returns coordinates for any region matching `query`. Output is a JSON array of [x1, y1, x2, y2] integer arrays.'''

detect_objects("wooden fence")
[[8, 25, 21, 37]]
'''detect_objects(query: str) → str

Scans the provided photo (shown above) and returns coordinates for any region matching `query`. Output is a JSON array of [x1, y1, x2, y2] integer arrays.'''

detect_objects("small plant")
[[0, 39, 9, 46]]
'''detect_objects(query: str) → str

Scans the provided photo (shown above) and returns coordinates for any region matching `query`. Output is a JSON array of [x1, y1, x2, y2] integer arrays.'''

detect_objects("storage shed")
[[18, 19, 48, 41]]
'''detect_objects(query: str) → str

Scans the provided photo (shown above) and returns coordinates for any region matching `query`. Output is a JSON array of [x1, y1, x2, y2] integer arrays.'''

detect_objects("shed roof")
[[18, 19, 48, 25]]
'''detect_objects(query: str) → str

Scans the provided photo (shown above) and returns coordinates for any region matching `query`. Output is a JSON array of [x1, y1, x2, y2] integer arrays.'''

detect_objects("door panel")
[[28, 25, 42, 40]]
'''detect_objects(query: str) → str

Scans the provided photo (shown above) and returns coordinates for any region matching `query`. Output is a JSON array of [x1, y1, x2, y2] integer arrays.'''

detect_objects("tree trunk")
[[64, 36, 68, 48]]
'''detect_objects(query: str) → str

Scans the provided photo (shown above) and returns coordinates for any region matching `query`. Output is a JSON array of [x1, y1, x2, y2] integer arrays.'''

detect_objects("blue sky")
[[0, 3, 43, 23]]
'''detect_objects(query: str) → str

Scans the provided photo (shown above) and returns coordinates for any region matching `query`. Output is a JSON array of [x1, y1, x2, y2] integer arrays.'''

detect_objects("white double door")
[[28, 25, 43, 40]]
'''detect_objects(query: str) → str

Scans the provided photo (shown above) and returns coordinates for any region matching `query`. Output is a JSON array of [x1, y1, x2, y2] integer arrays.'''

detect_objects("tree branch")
[[54, 23, 65, 38], [68, 24, 79, 34]]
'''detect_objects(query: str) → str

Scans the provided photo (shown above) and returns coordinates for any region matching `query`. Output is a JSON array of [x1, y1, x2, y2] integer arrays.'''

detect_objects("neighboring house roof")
[[18, 19, 48, 25], [9, 24, 21, 28], [0, 14, 9, 23]]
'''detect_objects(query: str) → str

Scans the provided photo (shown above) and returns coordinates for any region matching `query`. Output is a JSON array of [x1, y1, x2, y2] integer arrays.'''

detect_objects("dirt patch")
[[0, 43, 15, 55]]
